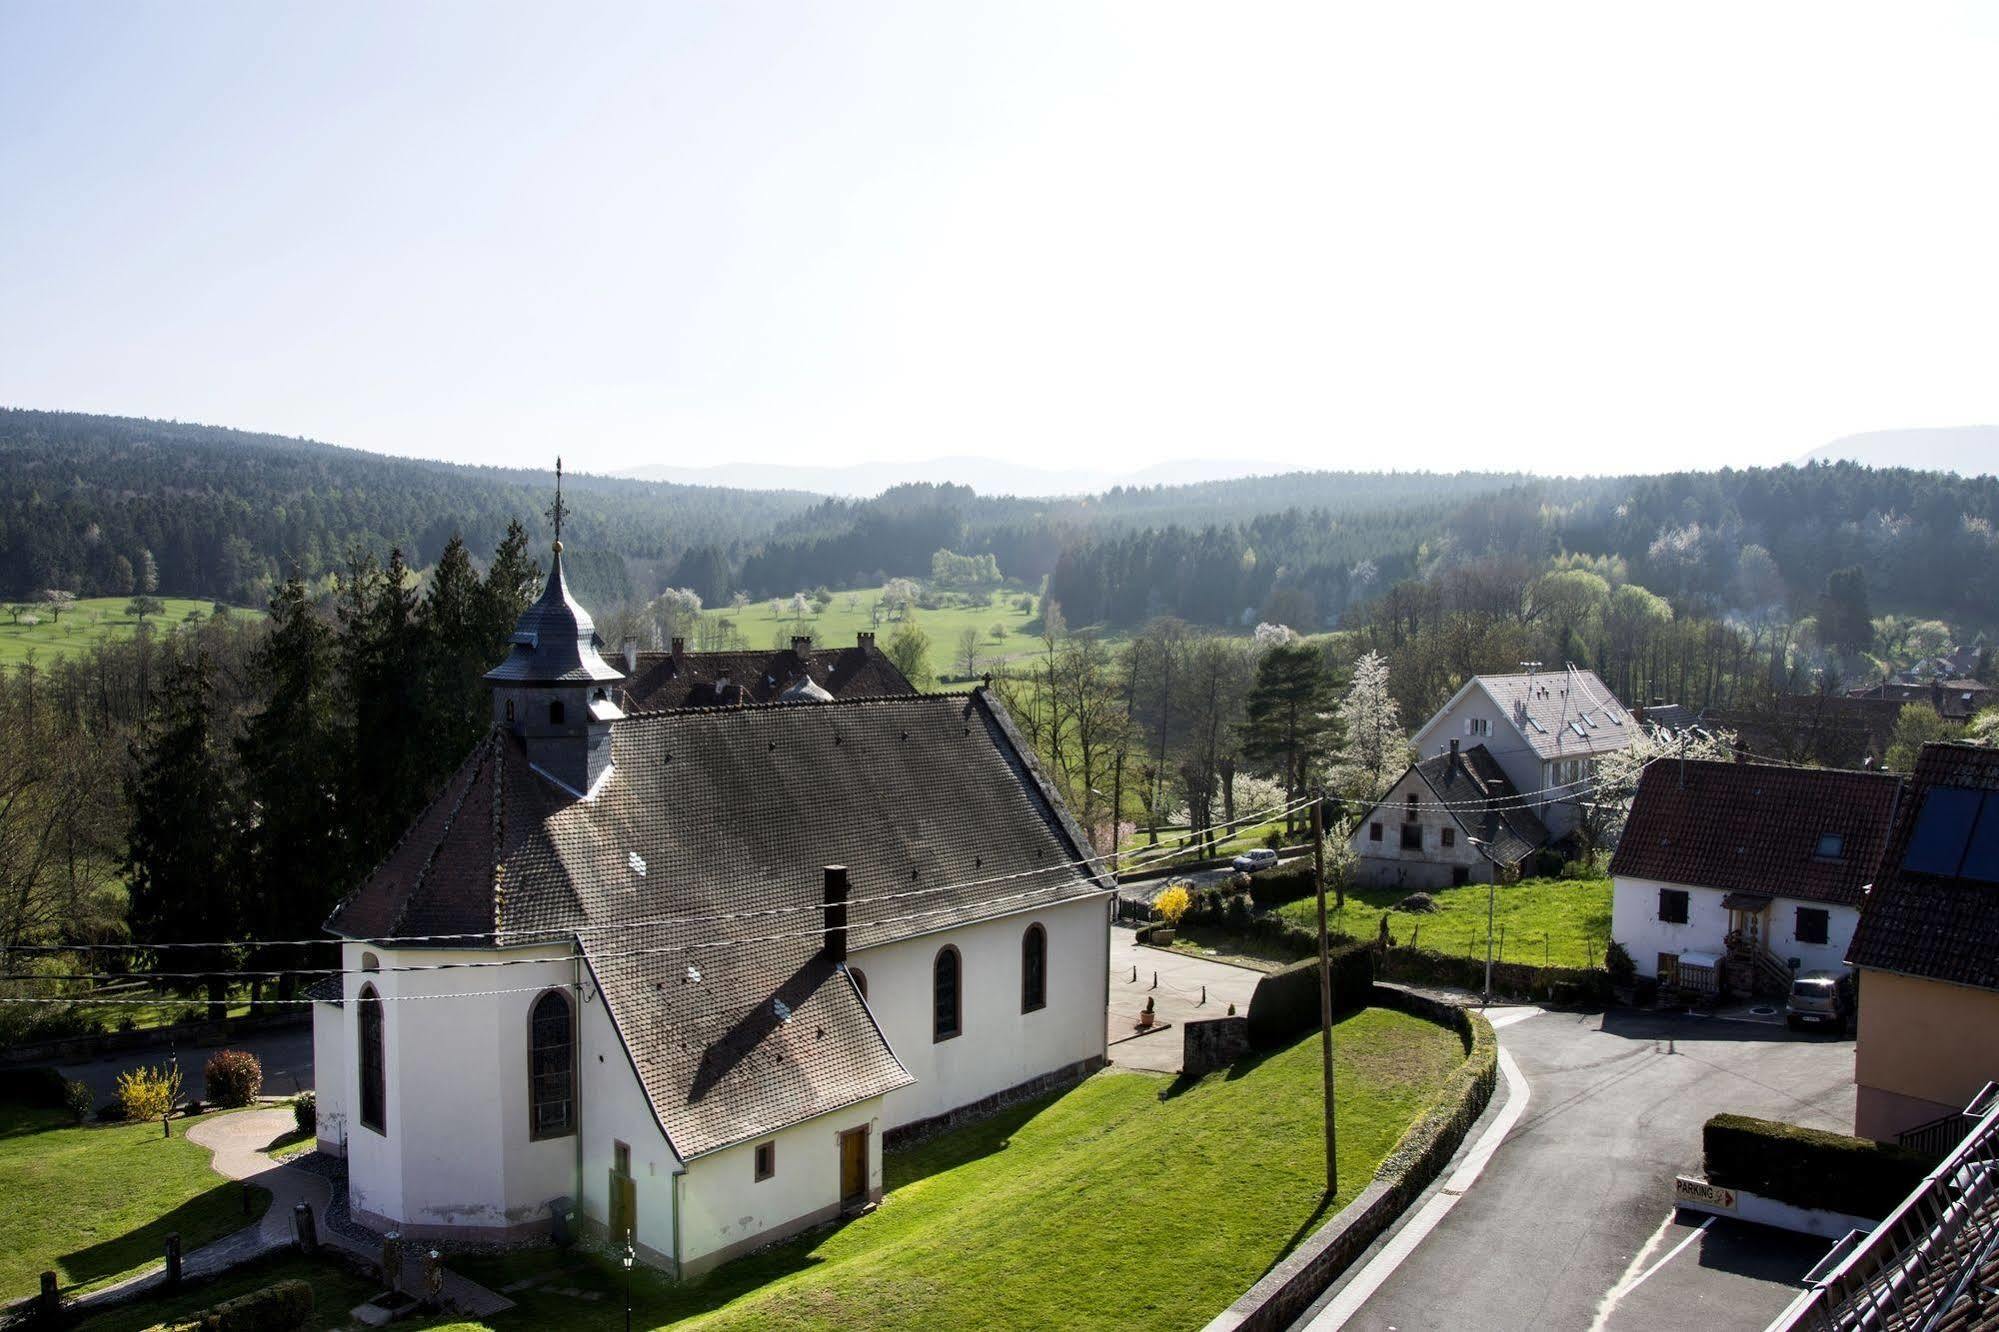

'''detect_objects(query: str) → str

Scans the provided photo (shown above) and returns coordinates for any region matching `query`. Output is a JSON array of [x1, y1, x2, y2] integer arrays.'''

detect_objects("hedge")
[[1246, 865, 1319, 910], [0, 1065, 68, 1109], [168, 1279, 314, 1332], [1245, 942, 1375, 1046], [1703, 1114, 1930, 1218], [1377, 945, 1611, 1006]]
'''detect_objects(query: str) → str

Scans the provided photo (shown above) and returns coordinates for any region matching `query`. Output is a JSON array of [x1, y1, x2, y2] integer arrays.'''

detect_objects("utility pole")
[[1311, 786, 1337, 1195]]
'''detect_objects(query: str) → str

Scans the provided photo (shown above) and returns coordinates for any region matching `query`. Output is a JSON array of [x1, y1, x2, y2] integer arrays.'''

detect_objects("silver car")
[[1231, 848, 1280, 873], [1786, 971, 1852, 1030]]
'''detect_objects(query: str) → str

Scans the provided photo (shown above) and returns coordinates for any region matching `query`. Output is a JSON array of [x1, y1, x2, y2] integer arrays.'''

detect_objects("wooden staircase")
[[1724, 929, 1793, 998]]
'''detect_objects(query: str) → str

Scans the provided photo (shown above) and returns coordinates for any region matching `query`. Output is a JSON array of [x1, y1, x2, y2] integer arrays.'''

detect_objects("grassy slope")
[[71, 1251, 390, 1332], [0, 1103, 270, 1300], [1277, 874, 1613, 970], [434, 1009, 1460, 1332], [0, 598, 261, 668]]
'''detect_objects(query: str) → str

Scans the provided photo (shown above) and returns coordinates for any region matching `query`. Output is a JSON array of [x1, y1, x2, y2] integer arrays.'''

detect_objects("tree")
[[956, 627, 981, 680], [1820, 566, 1873, 656], [335, 547, 427, 869], [886, 621, 933, 688], [988, 622, 1008, 643], [125, 595, 164, 621], [125, 649, 242, 1019], [1330, 650, 1406, 801], [1585, 721, 1740, 849], [39, 589, 75, 622], [1885, 703, 1965, 773], [1241, 641, 1336, 834]]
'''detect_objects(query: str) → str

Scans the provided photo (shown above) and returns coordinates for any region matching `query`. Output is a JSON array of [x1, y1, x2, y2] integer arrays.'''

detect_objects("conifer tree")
[[1241, 641, 1337, 834]]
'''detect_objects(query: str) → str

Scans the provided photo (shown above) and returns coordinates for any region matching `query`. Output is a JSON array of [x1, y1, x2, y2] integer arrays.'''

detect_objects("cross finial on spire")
[[545, 456, 570, 552]]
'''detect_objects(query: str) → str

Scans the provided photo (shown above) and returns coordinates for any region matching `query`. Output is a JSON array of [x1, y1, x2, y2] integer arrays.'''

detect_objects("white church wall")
[[577, 971, 682, 1268], [852, 892, 1109, 1131], [311, 999, 348, 1156], [677, 1100, 885, 1277], [341, 941, 580, 1239]]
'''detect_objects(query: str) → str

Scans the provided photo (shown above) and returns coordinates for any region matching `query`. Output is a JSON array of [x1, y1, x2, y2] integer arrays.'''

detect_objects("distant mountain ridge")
[[617, 455, 1290, 498], [1803, 427, 1999, 477]]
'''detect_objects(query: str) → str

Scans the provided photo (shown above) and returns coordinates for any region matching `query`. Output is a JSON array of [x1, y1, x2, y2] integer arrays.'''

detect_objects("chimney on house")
[[822, 865, 850, 962], [792, 635, 812, 657], [670, 636, 685, 659], [1449, 738, 1459, 759], [622, 637, 639, 675], [857, 631, 875, 649]]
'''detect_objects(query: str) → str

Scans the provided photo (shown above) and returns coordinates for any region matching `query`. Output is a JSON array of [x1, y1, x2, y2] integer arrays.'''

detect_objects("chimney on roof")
[[1449, 738, 1459, 759], [621, 636, 638, 675], [822, 865, 850, 963], [670, 636, 685, 659], [857, 630, 875, 649], [792, 635, 812, 657]]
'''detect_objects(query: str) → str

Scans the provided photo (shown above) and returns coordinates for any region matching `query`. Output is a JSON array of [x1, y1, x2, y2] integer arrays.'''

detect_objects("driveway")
[[55, 1022, 315, 1105], [1298, 1007, 1856, 1331], [1106, 925, 1262, 1073]]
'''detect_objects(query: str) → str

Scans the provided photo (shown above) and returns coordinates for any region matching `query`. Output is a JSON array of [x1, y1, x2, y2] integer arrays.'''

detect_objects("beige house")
[[1349, 740, 1550, 890], [1847, 742, 1999, 1141]]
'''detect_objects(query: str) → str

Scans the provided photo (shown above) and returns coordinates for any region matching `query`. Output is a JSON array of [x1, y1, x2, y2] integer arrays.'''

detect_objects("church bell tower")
[[483, 459, 625, 798]]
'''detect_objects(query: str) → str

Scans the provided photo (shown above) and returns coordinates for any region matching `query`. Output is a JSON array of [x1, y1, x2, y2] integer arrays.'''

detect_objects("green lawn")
[[0, 597, 261, 668], [693, 585, 1131, 687], [0, 1102, 270, 1301], [1277, 874, 1613, 970], [416, 1010, 1461, 1331]]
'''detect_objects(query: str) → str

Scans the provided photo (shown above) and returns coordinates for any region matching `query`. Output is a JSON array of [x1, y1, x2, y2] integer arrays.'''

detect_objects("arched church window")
[[933, 946, 961, 1042], [529, 989, 576, 1139], [1021, 923, 1047, 1013], [358, 983, 386, 1134]]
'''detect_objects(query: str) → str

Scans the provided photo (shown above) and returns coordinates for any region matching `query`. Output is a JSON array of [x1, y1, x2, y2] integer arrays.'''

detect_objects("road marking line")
[[1485, 1007, 1543, 1030], [1588, 1214, 1714, 1329], [1305, 1044, 1531, 1329]]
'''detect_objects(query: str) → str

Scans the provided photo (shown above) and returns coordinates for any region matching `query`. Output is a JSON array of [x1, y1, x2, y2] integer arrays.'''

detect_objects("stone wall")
[[1182, 1017, 1250, 1077]]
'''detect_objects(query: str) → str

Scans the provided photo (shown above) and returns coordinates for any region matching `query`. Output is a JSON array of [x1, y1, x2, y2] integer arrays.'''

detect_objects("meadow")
[[0, 597, 260, 668]]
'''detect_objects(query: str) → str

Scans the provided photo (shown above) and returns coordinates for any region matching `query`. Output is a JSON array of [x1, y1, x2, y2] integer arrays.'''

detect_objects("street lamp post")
[[1466, 837, 1494, 1006], [623, 1237, 635, 1332]]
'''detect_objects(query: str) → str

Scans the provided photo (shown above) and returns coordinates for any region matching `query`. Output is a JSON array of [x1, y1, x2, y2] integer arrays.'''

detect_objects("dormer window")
[[1815, 833, 1845, 861], [549, 700, 566, 725]]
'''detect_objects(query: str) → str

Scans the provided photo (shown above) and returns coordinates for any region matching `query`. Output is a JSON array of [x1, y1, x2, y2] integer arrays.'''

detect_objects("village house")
[[1607, 759, 1902, 1000], [1847, 742, 1999, 1141], [309, 537, 1112, 1276], [1347, 740, 1551, 889], [1408, 666, 1635, 842], [617, 633, 914, 710]]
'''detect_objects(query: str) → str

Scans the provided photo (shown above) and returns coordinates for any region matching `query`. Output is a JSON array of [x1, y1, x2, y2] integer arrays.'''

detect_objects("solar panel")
[[1960, 791, 1999, 884], [1904, 786, 1983, 877]]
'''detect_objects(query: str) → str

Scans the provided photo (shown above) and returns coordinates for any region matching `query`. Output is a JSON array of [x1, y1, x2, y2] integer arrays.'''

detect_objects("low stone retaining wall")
[[0, 1008, 311, 1067], [1203, 986, 1500, 1332], [883, 1054, 1106, 1150]]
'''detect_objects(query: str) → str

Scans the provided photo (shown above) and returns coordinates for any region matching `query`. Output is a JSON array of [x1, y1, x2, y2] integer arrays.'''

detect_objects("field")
[[0, 597, 260, 668], [1275, 874, 1614, 970], [692, 585, 1124, 687], [0, 1096, 270, 1301]]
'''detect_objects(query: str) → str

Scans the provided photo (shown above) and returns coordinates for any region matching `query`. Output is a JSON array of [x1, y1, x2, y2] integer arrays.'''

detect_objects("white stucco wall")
[[677, 1101, 884, 1275], [849, 892, 1109, 1131], [1412, 683, 1600, 839], [576, 969, 682, 1266], [311, 1000, 348, 1156], [338, 941, 582, 1237], [1350, 766, 1495, 891], [1610, 875, 1860, 978]]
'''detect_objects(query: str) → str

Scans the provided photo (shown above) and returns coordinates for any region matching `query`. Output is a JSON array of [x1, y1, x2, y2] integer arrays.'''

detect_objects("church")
[[308, 528, 1112, 1276]]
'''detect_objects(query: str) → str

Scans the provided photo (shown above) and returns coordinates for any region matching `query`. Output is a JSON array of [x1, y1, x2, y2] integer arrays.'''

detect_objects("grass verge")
[[1276, 874, 1612, 970]]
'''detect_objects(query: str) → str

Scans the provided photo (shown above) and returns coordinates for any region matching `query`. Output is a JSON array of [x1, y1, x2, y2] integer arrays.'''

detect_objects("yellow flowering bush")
[[1154, 885, 1192, 926], [116, 1062, 182, 1124]]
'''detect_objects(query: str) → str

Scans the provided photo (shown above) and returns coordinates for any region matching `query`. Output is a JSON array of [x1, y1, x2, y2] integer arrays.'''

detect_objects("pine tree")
[[421, 535, 493, 773], [235, 573, 340, 995], [337, 548, 427, 869], [1241, 641, 1337, 833], [481, 519, 541, 648], [125, 649, 242, 1018]]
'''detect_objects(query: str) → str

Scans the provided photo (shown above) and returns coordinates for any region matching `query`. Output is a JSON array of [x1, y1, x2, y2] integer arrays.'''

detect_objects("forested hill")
[[0, 409, 817, 608]]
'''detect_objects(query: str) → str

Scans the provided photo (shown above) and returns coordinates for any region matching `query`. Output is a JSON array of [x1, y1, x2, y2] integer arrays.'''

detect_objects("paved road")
[[1299, 1007, 1855, 1331], [55, 1022, 315, 1105]]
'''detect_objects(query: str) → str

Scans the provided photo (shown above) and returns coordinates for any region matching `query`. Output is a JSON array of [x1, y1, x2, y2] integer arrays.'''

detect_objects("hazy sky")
[[3, 2, 1997, 478]]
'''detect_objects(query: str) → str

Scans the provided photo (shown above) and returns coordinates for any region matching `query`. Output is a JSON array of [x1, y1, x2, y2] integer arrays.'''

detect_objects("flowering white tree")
[[642, 587, 703, 646], [1582, 722, 1740, 850], [1252, 621, 1298, 651], [1331, 650, 1407, 800]]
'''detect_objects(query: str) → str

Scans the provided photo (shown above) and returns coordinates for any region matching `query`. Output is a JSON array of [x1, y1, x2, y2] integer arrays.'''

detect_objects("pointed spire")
[[544, 456, 571, 554]]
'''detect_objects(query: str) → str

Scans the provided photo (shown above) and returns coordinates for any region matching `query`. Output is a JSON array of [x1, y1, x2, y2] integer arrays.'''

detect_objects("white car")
[[1231, 848, 1280, 873]]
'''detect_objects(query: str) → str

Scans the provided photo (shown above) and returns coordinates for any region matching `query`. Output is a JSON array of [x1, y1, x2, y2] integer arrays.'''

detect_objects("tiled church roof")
[[620, 637, 914, 711]]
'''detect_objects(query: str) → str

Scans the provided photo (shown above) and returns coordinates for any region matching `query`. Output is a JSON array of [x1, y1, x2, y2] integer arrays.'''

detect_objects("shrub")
[[116, 1062, 182, 1123], [1154, 885, 1191, 926], [62, 1078, 94, 1124], [0, 1065, 69, 1109], [1703, 1114, 1929, 1218], [1377, 946, 1612, 1006], [1605, 940, 1637, 985], [204, 1049, 264, 1107], [292, 1091, 316, 1136], [1246, 864, 1317, 910], [1245, 941, 1375, 1046], [1224, 893, 1255, 932], [168, 1278, 314, 1331], [1262, 830, 1283, 850]]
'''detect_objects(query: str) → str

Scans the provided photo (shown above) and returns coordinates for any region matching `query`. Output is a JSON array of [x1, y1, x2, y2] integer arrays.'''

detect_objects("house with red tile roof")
[[1607, 759, 1902, 1000]]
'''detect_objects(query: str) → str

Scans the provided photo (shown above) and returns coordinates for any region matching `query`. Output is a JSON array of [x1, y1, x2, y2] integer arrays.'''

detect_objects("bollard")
[[1130, 964, 1137, 982], [424, 1248, 444, 1306], [294, 1201, 319, 1254], [164, 1232, 182, 1288], [1199, 984, 1206, 1006], [383, 1230, 404, 1294], [39, 1270, 59, 1320], [1151, 970, 1157, 990]]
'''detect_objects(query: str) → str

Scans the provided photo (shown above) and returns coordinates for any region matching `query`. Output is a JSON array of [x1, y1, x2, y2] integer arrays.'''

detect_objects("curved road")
[[1297, 1006, 1855, 1331]]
